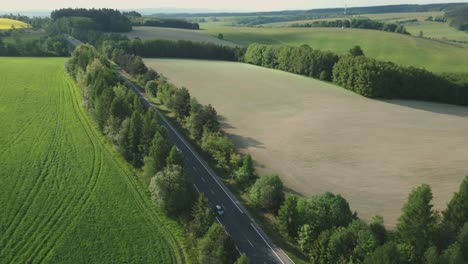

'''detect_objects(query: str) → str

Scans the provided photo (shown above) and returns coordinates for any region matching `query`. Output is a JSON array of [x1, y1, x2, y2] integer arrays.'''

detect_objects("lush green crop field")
[[126, 26, 238, 47], [0, 18, 30, 30], [146, 58, 468, 227], [199, 23, 468, 73], [0, 58, 188, 263]]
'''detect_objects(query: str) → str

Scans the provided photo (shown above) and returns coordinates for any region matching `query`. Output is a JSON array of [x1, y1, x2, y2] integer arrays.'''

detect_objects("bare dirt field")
[[126, 26, 239, 47], [145, 59, 468, 227]]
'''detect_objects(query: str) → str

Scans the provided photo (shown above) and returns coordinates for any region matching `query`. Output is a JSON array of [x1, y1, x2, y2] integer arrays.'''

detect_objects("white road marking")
[[247, 239, 254, 248], [210, 189, 215, 195], [193, 184, 200, 193], [201, 177, 206, 183], [216, 217, 222, 225], [235, 245, 242, 255], [250, 223, 286, 264]]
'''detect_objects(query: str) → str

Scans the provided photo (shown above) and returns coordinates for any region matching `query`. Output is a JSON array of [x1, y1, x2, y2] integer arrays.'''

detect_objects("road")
[[66, 37, 294, 264]]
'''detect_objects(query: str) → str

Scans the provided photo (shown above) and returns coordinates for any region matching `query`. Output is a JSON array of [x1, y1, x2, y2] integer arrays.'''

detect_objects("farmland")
[[0, 58, 188, 263], [198, 23, 468, 73], [126, 26, 238, 47], [0, 18, 30, 30], [146, 58, 468, 226]]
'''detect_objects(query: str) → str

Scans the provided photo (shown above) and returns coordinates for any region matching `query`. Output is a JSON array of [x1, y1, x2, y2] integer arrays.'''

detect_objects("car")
[[215, 205, 225, 216]]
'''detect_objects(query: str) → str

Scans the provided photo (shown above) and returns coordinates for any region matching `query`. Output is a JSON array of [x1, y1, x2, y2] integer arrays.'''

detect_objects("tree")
[[249, 175, 284, 212], [419, 30, 424, 38], [444, 176, 468, 231], [201, 132, 236, 173], [297, 224, 315, 255], [349, 45, 365, 57], [128, 111, 143, 167], [146, 128, 171, 173], [370, 215, 388, 246], [118, 118, 132, 161], [149, 165, 194, 216], [173, 87, 191, 119], [234, 154, 255, 186], [310, 230, 332, 264], [166, 145, 184, 167], [363, 242, 403, 264], [296, 192, 354, 240], [277, 194, 298, 238], [189, 193, 214, 239], [197, 224, 236, 264], [234, 253, 249, 264], [217, 33, 224, 40], [396, 184, 436, 262], [145, 80, 158, 97]]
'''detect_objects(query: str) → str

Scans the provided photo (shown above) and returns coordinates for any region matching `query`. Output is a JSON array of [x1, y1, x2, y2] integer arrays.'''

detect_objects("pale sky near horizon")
[[2, 0, 467, 12]]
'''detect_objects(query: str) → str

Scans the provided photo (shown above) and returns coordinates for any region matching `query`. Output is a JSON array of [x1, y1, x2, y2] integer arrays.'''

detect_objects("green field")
[[127, 26, 238, 47], [0, 18, 30, 30], [198, 23, 468, 73], [0, 58, 188, 263], [146, 58, 468, 227]]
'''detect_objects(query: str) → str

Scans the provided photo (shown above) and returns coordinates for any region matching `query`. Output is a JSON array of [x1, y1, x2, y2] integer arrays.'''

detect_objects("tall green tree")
[[189, 193, 214, 239], [249, 175, 284, 212], [166, 145, 185, 168], [396, 184, 436, 262], [197, 224, 236, 264], [444, 176, 468, 231], [173, 87, 191, 119], [149, 165, 194, 217], [147, 128, 171, 173], [234, 253, 249, 264], [277, 194, 298, 238], [128, 111, 143, 167]]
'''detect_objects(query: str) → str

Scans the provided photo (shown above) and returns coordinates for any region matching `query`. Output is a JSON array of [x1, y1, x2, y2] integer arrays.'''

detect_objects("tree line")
[[0, 31, 69, 57], [291, 18, 409, 35], [67, 43, 249, 263], [126, 12, 200, 30], [244, 43, 468, 106], [101, 37, 244, 61], [51, 8, 132, 32], [445, 4, 468, 32]]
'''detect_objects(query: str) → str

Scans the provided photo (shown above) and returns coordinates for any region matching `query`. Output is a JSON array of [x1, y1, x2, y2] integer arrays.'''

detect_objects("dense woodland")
[[445, 5, 468, 32], [0, 31, 69, 56], [103, 38, 244, 61], [291, 18, 409, 35], [125, 12, 200, 30], [50, 8, 132, 32], [244, 43, 468, 106]]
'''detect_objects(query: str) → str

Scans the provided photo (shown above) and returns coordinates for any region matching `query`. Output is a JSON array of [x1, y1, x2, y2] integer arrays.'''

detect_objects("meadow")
[[0, 18, 30, 30], [0, 58, 188, 263], [126, 26, 238, 47], [198, 23, 468, 73], [146, 58, 468, 227]]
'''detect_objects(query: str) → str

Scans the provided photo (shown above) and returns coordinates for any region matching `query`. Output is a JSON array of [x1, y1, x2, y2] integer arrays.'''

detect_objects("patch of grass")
[[145, 58, 468, 227], [198, 15, 468, 73], [0, 18, 30, 30], [0, 58, 189, 263]]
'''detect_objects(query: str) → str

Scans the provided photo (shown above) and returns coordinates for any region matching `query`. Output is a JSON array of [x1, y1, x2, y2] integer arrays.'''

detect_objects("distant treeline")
[[245, 43, 468, 106], [291, 18, 409, 35], [106, 38, 244, 61], [51, 8, 132, 32], [0, 32, 69, 57], [445, 5, 468, 31], [126, 12, 200, 30]]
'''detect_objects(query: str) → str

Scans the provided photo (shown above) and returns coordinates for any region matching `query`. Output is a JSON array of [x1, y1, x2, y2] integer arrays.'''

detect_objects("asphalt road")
[[67, 36, 294, 264]]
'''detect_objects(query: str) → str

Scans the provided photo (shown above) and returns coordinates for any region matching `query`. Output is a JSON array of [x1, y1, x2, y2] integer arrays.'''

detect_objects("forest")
[[445, 5, 468, 31], [50, 8, 132, 32], [126, 12, 200, 30]]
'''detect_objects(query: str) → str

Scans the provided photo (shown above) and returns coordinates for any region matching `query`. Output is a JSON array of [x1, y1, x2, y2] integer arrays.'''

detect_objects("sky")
[[2, 0, 467, 12]]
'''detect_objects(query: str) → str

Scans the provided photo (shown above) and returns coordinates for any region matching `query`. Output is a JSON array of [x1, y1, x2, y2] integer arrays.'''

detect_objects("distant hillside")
[[153, 3, 468, 18]]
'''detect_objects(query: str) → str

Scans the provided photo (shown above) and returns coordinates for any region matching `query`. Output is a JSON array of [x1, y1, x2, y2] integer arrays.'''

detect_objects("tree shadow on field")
[[226, 133, 265, 150], [380, 99, 468, 118], [283, 186, 305, 197], [218, 115, 236, 129]]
